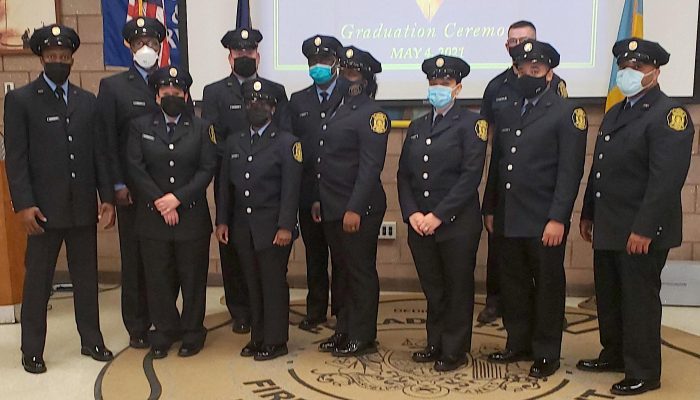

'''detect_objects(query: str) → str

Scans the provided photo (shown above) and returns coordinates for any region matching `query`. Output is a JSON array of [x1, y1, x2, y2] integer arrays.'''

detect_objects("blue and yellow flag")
[[237, 0, 252, 29], [606, 0, 644, 111]]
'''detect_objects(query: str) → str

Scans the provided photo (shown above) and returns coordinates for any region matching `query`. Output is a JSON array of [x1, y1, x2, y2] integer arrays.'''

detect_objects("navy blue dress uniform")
[[315, 46, 390, 357], [398, 55, 487, 371], [479, 49, 567, 323], [96, 16, 165, 347], [127, 66, 217, 357], [482, 40, 587, 376], [215, 79, 303, 360], [578, 39, 694, 395], [289, 34, 344, 328], [201, 28, 291, 331], [4, 25, 114, 372]]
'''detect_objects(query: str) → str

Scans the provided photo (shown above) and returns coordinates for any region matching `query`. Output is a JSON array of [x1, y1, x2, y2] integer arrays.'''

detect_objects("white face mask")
[[133, 46, 159, 69], [616, 68, 654, 97]]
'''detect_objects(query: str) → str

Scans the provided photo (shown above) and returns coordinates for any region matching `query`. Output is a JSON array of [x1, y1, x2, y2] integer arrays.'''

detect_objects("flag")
[[102, 0, 181, 67], [236, 0, 252, 29], [127, 0, 170, 67], [605, 0, 643, 111]]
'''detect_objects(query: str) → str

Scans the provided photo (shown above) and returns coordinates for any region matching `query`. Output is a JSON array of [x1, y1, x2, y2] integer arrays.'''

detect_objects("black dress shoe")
[[318, 333, 347, 353], [150, 347, 169, 359], [298, 316, 327, 331], [488, 349, 533, 364], [254, 344, 288, 361], [240, 341, 262, 357], [434, 353, 468, 372], [232, 320, 251, 334], [576, 358, 625, 373], [529, 358, 560, 378], [611, 378, 660, 396], [332, 340, 378, 357], [129, 335, 150, 349], [178, 343, 203, 357], [477, 304, 501, 323], [22, 355, 47, 374], [81, 345, 114, 362], [412, 345, 441, 363]]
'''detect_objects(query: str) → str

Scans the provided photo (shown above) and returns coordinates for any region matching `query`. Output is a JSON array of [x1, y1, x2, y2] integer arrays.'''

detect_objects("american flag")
[[127, 0, 171, 67]]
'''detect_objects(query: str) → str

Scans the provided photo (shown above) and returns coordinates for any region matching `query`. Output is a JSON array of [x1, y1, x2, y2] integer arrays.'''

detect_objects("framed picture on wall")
[[0, 0, 61, 54]]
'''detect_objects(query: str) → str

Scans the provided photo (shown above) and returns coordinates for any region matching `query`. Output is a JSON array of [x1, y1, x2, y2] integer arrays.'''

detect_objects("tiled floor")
[[0, 287, 698, 400]]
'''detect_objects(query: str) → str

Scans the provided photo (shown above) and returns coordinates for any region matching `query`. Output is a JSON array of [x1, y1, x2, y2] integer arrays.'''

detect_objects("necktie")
[[432, 114, 443, 129], [166, 122, 176, 139], [251, 131, 260, 146], [623, 101, 632, 110], [54, 86, 66, 108], [521, 101, 534, 117], [320, 91, 329, 106]]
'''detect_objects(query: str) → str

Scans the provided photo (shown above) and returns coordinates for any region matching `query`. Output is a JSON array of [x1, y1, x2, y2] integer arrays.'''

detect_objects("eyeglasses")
[[132, 38, 160, 51]]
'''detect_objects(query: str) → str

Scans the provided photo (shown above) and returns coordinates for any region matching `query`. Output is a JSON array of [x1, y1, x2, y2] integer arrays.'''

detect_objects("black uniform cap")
[[510, 40, 560, 68], [122, 17, 166, 43], [221, 28, 263, 50], [422, 55, 471, 83], [339, 46, 382, 76], [148, 65, 193, 92], [613, 38, 670, 67], [241, 79, 280, 104], [29, 24, 80, 56], [302, 35, 343, 59]]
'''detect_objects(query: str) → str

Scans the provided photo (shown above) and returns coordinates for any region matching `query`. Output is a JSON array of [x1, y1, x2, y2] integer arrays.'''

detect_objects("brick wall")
[[2, 0, 700, 295]]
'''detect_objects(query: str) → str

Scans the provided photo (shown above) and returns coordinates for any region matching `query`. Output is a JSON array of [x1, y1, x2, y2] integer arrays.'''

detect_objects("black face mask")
[[161, 95, 187, 117], [233, 56, 257, 78], [247, 108, 271, 127], [517, 75, 548, 99], [44, 62, 72, 85], [346, 79, 366, 97]]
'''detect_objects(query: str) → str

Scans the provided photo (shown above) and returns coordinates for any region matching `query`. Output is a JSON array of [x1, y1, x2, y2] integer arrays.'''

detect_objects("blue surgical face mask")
[[309, 64, 334, 85], [428, 85, 454, 109], [616, 68, 654, 97]]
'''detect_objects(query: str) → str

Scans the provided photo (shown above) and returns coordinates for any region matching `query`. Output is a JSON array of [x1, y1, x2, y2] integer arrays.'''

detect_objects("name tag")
[[500, 128, 511, 133], [142, 134, 155, 141], [230, 104, 242, 110], [132, 100, 146, 107], [409, 134, 419, 140], [46, 116, 60, 123], [299, 112, 309, 118], [495, 96, 508, 103], [231, 153, 240, 159]]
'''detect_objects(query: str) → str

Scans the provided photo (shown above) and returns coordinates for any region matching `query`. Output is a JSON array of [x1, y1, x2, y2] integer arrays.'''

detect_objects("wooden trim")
[[0, 161, 26, 305], [0, 0, 62, 55]]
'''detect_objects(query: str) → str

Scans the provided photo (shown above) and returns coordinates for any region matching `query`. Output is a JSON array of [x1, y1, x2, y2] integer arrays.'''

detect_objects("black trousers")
[[21, 226, 104, 356], [298, 207, 339, 319], [235, 227, 292, 346], [485, 233, 502, 306], [593, 249, 669, 381], [116, 204, 151, 338], [140, 236, 210, 349], [323, 212, 384, 342], [214, 164, 250, 324], [408, 229, 480, 356], [219, 240, 250, 323], [499, 237, 567, 359]]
